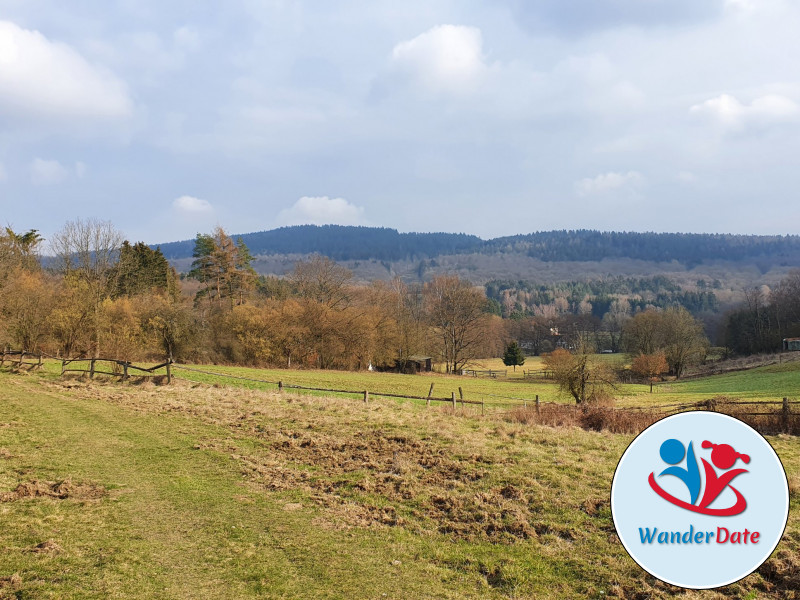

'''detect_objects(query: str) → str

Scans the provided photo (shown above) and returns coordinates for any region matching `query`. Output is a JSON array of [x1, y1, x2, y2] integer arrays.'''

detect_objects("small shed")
[[783, 338, 800, 351], [395, 355, 433, 373], [408, 355, 432, 372]]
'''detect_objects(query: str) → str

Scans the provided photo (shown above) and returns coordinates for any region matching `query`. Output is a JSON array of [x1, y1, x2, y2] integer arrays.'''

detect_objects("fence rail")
[[171, 364, 488, 412], [61, 357, 173, 382], [464, 369, 507, 379], [0, 350, 43, 370]]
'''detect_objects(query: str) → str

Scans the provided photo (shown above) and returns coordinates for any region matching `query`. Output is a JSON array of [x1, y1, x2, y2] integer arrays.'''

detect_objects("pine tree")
[[502, 340, 525, 371], [189, 227, 255, 309]]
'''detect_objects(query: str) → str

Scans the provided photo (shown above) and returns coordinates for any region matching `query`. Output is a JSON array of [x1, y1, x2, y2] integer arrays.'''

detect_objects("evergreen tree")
[[502, 340, 525, 371], [189, 227, 255, 308], [112, 241, 177, 298]]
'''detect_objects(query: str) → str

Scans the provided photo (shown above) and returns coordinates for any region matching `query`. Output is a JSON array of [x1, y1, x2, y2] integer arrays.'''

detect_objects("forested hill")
[[156, 226, 800, 265], [156, 226, 482, 261], [486, 231, 800, 265]]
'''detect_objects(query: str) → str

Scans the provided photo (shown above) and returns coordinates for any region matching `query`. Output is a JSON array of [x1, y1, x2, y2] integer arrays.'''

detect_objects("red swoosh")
[[648, 472, 747, 516]]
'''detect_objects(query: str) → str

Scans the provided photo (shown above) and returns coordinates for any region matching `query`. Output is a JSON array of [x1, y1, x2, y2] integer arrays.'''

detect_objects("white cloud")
[[277, 196, 368, 226], [173, 195, 213, 213], [389, 25, 487, 94], [690, 93, 800, 132], [0, 20, 133, 121], [575, 171, 645, 196], [29, 158, 70, 185]]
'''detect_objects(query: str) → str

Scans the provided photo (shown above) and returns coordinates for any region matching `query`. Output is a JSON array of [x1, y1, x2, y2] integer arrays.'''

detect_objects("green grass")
[[38, 353, 800, 412], [0, 368, 798, 598], [622, 362, 800, 408]]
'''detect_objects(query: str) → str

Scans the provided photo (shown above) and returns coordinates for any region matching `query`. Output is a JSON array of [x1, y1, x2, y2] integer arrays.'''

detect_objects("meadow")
[[0, 360, 798, 598]]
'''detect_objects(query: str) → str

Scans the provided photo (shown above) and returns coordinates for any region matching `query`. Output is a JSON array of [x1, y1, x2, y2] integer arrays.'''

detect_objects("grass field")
[[37, 353, 800, 413], [0, 366, 799, 599]]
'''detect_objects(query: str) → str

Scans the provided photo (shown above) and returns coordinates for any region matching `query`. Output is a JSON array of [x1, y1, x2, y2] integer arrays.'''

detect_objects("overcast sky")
[[1, 0, 799, 245]]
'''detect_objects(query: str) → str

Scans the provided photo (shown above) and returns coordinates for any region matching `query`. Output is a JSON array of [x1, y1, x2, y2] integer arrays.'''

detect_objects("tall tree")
[[112, 241, 178, 299], [50, 219, 124, 356], [189, 227, 255, 309], [424, 275, 489, 374], [623, 307, 708, 377]]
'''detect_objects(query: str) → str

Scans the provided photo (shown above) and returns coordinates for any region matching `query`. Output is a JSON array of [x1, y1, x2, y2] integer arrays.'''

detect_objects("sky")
[[1, 0, 799, 246]]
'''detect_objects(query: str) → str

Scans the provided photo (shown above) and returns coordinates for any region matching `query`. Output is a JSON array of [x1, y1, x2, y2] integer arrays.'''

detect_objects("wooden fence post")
[[37, 354, 42, 369], [535, 395, 540, 415], [427, 383, 434, 407], [481, 399, 485, 416], [363, 390, 369, 403], [783, 397, 790, 432], [458, 387, 464, 409], [18, 352, 24, 368], [122, 362, 129, 380], [166, 361, 172, 384], [0, 350, 4, 367], [278, 381, 283, 392], [61, 359, 66, 376], [451, 392, 456, 409], [90, 358, 96, 379]]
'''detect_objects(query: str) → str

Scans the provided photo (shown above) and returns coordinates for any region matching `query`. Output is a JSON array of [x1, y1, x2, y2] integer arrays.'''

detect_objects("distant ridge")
[[156, 225, 482, 261], [154, 225, 800, 266]]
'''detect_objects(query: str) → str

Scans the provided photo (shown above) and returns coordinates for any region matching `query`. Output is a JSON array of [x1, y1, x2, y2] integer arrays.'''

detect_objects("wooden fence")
[[523, 369, 553, 380], [172, 364, 490, 414], [464, 369, 507, 379], [170, 364, 797, 434], [0, 350, 43, 370], [4, 351, 795, 435], [61, 357, 173, 382]]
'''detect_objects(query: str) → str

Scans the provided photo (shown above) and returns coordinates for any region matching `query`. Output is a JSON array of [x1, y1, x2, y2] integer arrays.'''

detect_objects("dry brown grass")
[[505, 403, 662, 434]]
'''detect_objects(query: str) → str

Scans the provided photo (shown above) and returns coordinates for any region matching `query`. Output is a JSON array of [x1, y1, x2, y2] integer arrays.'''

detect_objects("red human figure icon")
[[698, 441, 750, 510]]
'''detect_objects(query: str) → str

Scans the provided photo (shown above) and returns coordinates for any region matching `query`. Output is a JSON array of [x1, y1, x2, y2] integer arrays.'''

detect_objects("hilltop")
[[156, 226, 800, 286]]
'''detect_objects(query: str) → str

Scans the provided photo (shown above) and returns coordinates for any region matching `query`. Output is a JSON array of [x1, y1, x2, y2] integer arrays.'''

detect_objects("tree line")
[[722, 272, 800, 355], [2, 219, 786, 380], [0, 221, 505, 370], [485, 276, 719, 320]]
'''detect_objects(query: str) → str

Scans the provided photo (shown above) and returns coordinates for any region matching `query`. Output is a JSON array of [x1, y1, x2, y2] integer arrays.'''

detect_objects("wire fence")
[[3, 350, 796, 435]]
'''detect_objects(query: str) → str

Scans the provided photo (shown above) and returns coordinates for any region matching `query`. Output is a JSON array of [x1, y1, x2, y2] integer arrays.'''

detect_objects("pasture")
[[0, 361, 798, 598]]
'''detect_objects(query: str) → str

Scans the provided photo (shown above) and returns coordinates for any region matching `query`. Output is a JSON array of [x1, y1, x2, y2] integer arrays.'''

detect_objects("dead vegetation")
[[0, 479, 107, 502], [505, 403, 661, 434]]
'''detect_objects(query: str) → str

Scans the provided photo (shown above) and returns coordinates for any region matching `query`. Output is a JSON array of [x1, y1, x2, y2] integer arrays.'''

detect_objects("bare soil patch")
[[233, 426, 544, 543], [1, 479, 107, 502]]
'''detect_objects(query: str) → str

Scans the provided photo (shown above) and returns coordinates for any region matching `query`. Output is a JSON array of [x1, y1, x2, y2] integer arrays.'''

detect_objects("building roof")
[[408, 355, 432, 361], [784, 338, 800, 342]]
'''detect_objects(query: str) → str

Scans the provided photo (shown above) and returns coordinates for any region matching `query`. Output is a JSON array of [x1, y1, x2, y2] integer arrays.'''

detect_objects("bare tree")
[[291, 255, 353, 308], [424, 275, 489, 374], [50, 218, 124, 355], [543, 348, 616, 404]]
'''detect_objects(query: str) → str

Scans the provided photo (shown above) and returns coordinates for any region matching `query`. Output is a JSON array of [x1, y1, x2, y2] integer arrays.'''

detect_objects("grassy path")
[[0, 374, 319, 598]]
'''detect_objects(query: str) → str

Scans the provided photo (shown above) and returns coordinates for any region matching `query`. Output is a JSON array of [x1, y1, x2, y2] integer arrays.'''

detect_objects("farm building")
[[395, 355, 433, 373], [783, 338, 800, 351]]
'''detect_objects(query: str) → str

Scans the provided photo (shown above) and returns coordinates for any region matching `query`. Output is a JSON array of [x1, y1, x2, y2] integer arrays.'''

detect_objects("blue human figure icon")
[[658, 439, 701, 505]]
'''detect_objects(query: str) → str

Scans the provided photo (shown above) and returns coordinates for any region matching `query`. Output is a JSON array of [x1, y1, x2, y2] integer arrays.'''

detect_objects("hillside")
[[157, 227, 800, 286]]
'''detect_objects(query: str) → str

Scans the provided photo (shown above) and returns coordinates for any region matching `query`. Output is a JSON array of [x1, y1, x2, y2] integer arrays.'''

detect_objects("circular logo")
[[611, 412, 789, 589]]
